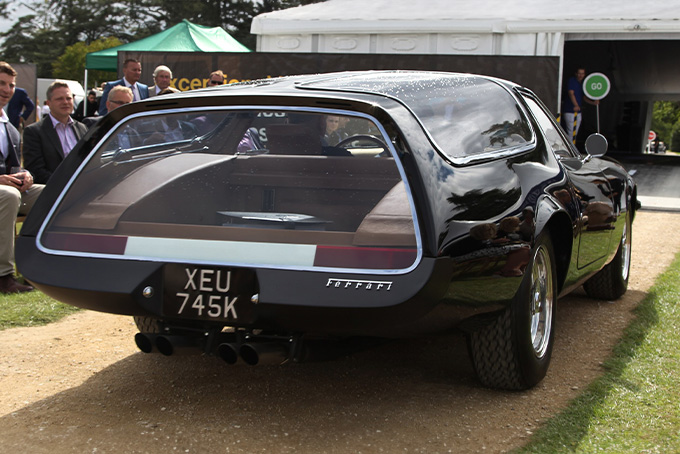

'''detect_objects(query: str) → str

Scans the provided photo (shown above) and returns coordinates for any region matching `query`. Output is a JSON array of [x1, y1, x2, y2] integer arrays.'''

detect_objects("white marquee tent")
[[252, 0, 680, 56], [251, 0, 680, 152]]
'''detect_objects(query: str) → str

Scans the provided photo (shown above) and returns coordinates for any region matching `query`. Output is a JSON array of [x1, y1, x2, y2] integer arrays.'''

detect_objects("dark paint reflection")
[[449, 210, 534, 280], [481, 117, 532, 148], [559, 157, 615, 268], [446, 188, 521, 222]]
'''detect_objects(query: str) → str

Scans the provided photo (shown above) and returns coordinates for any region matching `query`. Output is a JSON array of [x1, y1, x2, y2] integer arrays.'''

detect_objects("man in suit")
[[0, 62, 44, 293], [84, 86, 142, 150], [82, 85, 133, 129], [23, 80, 88, 184], [208, 70, 225, 87], [98, 58, 149, 115], [7, 87, 35, 129], [148, 65, 173, 97], [73, 90, 100, 121]]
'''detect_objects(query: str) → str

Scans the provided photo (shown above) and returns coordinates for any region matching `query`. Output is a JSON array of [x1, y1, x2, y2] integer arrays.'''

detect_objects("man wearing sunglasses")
[[82, 85, 133, 129], [208, 70, 225, 86]]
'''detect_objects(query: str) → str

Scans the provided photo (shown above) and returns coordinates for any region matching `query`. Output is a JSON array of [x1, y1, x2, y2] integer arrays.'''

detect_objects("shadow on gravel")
[[0, 289, 650, 454], [0, 332, 492, 453]]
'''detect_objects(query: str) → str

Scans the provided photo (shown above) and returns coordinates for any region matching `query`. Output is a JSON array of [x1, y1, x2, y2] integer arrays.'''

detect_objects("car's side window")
[[522, 96, 576, 159]]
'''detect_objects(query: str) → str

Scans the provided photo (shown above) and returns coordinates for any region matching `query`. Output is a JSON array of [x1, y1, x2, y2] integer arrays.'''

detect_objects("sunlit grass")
[[0, 287, 80, 330], [1, 223, 82, 330], [516, 253, 680, 453]]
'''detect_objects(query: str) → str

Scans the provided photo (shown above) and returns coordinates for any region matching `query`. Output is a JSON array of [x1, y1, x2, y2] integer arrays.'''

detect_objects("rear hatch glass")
[[39, 108, 420, 273]]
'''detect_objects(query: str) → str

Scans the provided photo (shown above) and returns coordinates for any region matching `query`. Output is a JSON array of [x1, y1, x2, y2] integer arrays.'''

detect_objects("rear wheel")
[[468, 234, 556, 390], [583, 210, 631, 300], [133, 316, 164, 333]]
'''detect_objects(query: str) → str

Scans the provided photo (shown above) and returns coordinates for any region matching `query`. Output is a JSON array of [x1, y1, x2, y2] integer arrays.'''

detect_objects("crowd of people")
[[0, 59, 226, 294]]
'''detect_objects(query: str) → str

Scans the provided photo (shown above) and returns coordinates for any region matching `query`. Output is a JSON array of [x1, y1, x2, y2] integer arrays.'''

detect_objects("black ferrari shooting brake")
[[16, 71, 637, 389]]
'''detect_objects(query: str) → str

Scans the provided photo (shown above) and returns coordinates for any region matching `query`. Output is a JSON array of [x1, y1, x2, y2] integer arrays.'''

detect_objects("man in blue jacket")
[[561, 67, 599, 144], [98, 58, 149, 116], [7, 87, 35, 129]]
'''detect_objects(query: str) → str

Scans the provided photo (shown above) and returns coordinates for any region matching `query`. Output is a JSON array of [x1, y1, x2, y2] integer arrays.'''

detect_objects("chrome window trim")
[[36, 105, 423, 276], [296, 72, 538, 166]]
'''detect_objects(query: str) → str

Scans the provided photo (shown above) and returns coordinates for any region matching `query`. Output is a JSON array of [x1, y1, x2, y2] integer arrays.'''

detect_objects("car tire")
[[133, 316, 164, 333], [583, 209, 632, 300], [468, 233, 556, 390]]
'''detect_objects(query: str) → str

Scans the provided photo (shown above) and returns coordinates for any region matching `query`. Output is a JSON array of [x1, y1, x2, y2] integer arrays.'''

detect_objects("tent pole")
[[83, 70, 89, 117]]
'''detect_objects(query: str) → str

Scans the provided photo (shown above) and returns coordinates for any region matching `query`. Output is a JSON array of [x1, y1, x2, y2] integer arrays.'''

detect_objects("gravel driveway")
[[0, 211, 677, 454]]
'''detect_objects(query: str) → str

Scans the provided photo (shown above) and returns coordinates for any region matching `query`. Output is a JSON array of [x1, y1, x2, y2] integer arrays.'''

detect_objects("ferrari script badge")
[[326, 278, 392, 291]]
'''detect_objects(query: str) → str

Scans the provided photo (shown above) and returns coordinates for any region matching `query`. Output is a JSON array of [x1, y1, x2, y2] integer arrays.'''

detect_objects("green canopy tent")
[[86, 19, 250, 72], [83, 20, 250, 113]]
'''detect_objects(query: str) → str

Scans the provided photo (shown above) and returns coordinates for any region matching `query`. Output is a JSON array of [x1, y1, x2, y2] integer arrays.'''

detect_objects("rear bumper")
[[19, 236, 492, 336]]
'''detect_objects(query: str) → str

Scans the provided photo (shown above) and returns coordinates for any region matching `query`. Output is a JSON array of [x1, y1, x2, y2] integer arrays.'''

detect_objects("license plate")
[[163, 264, 258, 322]]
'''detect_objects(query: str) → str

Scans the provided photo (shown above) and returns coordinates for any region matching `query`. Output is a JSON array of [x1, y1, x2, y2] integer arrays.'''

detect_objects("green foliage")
[[148, 0, 258, 49], [515, 253, 680, 453], [0, 1, 10, 20], [671, 122, 680, 154], [1, 0, 325, 77], [53, 37, 121, 85], [52, 0, 130, 44], [137, 0, 324, 51], [0, 290, 80, 330], [1, 12, 65, 77], [1, 0, 129, 77], [651, 101, 680, 148]]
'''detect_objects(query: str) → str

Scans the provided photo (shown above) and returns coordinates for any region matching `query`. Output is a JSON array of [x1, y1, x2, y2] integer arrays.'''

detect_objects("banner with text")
[[121, 52, 560, 112]]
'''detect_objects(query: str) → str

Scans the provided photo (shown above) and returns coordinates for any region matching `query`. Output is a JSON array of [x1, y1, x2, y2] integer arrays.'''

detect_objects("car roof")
[[137, 70, 532, 164], [141, 71, 521, 116], [215, 70, 515, 99]]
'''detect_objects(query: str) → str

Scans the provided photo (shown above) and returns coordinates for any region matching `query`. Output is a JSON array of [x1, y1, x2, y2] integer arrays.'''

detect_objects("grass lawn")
[[516, 253, 680, 453], [0, 286, 80, 330], [1, 221, 82, 330]]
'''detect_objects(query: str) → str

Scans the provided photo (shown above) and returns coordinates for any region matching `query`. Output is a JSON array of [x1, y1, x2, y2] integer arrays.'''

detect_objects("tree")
[[671, 122, 680, 153], [1, 0, 137, 77], [53, 37, 122, 86], [0, 1, 10, 20], [130, 0, 324, 50], [651, 101, 680, 146], [1, 11, 64, 76], [1, 0, 325, 77]]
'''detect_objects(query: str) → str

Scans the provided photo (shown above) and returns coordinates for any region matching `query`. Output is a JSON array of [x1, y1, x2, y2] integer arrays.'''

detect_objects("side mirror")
[[585, 133, 608, 157]]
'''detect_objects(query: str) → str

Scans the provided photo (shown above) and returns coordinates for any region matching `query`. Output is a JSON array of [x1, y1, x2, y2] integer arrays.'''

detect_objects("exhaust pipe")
[[155, 334, 205, 356], [135, 333, 158, 353], [217, 343, 240, 365], [239, 342, 289, 366]]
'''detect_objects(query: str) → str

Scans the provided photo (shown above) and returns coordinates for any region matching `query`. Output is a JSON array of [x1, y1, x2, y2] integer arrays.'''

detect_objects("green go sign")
[[583, 72, 610, 100]]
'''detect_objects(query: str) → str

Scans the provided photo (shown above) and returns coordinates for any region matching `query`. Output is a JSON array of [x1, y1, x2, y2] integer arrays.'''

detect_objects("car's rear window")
[[303, 73, 533, 160], [39, 108, 419, 273]]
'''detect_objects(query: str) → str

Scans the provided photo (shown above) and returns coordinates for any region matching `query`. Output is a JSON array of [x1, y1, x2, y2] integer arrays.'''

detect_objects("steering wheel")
[[335, 134, 389, 151]]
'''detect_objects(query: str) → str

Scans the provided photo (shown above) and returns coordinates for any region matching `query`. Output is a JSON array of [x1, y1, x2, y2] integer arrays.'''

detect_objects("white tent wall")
[[294, 32, 564, 56], [251, 0, 680, 153], [252, 0, 680, 56]]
